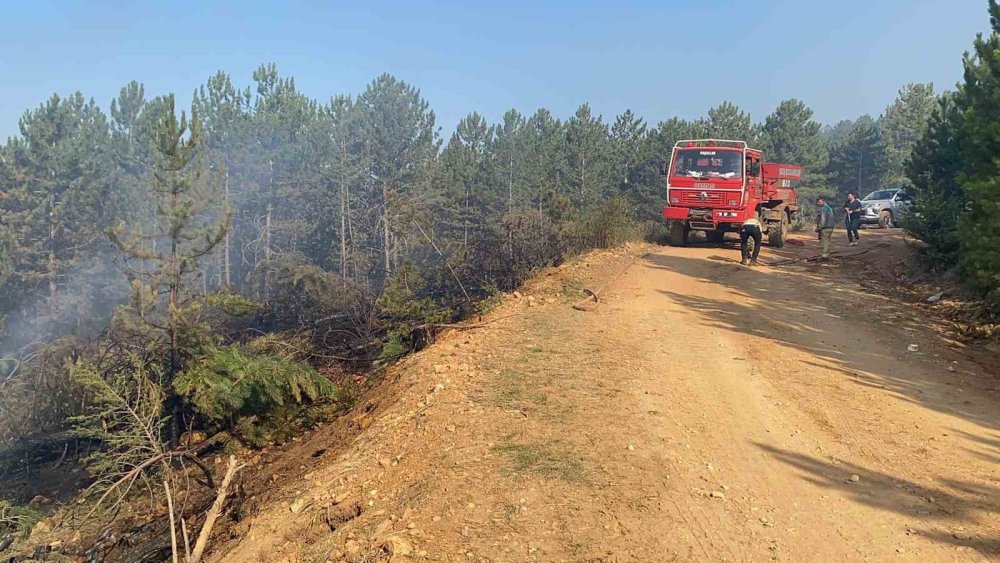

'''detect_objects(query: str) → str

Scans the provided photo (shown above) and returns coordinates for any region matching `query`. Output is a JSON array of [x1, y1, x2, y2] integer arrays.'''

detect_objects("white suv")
[[861, 189, 912, 229]]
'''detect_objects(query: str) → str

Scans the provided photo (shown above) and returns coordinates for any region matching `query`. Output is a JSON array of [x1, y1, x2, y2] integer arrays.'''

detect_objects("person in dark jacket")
[[844, 192, 862, 246], [816, 196, 835, 260], [740, 216, 762, 266]]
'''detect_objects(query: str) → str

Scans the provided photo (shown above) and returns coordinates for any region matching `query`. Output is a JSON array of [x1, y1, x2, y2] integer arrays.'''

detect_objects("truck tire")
[[705, 230, 725, 244], [768, 213, 788, 248], [668, 221, 688, 247], [879, 210, 894, 229]]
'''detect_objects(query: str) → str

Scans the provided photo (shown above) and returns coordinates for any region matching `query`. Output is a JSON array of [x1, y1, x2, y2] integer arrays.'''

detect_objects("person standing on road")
[[844, 192, 862, 246], [816, 196, 835, 261], [740, 215, 763, 266]]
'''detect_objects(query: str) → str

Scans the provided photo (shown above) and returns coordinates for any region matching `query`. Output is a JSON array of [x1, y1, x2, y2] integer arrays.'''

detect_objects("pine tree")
[[488, 109, 528, 216], [827, 115, 889, 198], [760, 99, 830, 201], [109, 81, 152, 226], [610, 110, 648, 191], [565, 103, 611, 203], [524, 109, 566, 217], [355, 74, 439, 280], [880, 83, 936, 186], [247, 64, 319, 297], [957, 0, 1000, 299], [441, 112, 493, 247], [822, 120, 855, 145], [906, 92, 965, 265], [107, 96, 230, 446], [0, 93, 115, 343], [702, 102, 759, 143], [194, 72, 252, 289], [0, 145, 17, 322], [321, 94, 366, 281]]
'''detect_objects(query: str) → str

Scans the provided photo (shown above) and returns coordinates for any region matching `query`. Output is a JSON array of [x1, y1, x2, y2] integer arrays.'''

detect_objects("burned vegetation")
[[0, 67, 661, 559]]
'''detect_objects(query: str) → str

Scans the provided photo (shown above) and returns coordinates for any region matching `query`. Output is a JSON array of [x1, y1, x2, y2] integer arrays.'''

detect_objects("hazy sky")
[[0, 0, 988, 140]]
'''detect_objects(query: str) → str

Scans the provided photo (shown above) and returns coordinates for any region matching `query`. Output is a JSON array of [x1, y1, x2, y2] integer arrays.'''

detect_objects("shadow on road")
[[643, 233, 1000, 552], [755, 442, 1000, 556], [644, 246, 1000, 435]]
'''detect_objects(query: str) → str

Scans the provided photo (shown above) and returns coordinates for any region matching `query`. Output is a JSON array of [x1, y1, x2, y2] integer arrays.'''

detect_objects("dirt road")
[[220, 231, 999, 562]]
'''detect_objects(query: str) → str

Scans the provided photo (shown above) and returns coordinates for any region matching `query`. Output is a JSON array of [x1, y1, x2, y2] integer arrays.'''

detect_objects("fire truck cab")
[[660, 139, 800, 248]]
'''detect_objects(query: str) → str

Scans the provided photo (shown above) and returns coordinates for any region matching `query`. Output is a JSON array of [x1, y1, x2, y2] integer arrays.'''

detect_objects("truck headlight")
[[670, 197, 680, 204], [728, 200, 738, 206]]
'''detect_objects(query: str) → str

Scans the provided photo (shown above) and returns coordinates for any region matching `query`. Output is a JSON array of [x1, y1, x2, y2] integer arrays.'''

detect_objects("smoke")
[[0, 247, 128, 369]]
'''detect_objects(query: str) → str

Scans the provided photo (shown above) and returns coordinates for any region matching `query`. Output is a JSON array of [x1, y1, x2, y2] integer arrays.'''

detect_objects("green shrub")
[[174, 341, 336, 426], [585, 195, 641, 248], [0, 500, 43, 537]]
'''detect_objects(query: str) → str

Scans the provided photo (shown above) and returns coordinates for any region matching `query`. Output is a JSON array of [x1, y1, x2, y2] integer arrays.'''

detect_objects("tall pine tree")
[[906, 92, 965, 266], [760, 99, 830, 202], [827, 115, 888, 198], [107, 96, 230, 446], [957, 0, 1000, 298], [880, 83, 936, 186]]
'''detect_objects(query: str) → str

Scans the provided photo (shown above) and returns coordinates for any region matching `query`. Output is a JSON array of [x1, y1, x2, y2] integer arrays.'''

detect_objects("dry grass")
[[493, 440, 586, 483]]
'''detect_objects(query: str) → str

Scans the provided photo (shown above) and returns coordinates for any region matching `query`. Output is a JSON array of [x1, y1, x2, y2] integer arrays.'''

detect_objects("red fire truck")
[[660, 139, 800, 248]]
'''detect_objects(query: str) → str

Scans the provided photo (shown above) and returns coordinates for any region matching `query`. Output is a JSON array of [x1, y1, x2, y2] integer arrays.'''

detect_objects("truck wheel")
[[668, 221, 688, 247], [768, 214, 788, 248], [879, 210, 894, 229], [705, 230, 725, 244]]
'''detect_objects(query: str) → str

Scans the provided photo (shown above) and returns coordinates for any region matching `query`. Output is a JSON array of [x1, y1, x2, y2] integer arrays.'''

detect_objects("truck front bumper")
[[663, 206, 744, 230]]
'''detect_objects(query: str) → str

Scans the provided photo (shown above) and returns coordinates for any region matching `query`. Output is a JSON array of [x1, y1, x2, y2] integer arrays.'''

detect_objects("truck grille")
[[676, 190, 727, 206]]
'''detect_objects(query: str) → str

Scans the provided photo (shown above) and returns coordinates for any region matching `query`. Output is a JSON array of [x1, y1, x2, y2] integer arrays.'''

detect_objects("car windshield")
[[863, 189, 897, 201], [672, 149, 742, 178]]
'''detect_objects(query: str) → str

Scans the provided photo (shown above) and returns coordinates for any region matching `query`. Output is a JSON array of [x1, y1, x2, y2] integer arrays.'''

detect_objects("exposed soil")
[[208, 230, 998, 562]]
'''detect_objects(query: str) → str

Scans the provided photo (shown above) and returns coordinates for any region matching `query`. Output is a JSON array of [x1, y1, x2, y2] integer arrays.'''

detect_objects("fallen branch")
[[84, 450, 217, 521], [85, 452, 172, 520], [572, 253, 648, 312], [164, 482, 179, 563], [189, 455, 241, 563]]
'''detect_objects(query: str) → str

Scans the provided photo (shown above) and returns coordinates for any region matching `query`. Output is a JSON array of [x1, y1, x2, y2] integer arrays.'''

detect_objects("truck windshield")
[[863, 189, 897, 201], [672, 149, 742, 178]]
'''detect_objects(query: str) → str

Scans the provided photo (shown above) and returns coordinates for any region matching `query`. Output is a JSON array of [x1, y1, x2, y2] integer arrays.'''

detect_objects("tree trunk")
[[167, 188, 181, 449], [507, 152, 515, 260], [382, 183, 392, 275], [264, 202, 272, 298], [464, 183, 470, 247], [340, 186, 348, 282], [263, 159, 274, 299], [339, 141, 351, 283], [508, 153, 514, 215], [223, 165, 231, 287], [47, 194, 57, 304]]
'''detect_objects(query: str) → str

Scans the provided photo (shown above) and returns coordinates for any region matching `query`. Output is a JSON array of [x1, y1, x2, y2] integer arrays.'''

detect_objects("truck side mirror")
[[659, 160, 668, 176]]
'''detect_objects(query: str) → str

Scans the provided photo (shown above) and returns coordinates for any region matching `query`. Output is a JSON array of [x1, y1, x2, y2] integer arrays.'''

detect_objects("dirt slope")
[[215, 231, 999, 562]]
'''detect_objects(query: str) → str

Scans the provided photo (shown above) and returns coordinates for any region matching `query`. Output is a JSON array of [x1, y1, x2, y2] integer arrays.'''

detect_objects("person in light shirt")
[[816, 196, 836, 260], [740, 216, 762, 266]]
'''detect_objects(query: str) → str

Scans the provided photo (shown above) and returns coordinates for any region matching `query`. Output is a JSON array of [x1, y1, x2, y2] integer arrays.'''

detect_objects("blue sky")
[[0, 0, 988, 140]]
